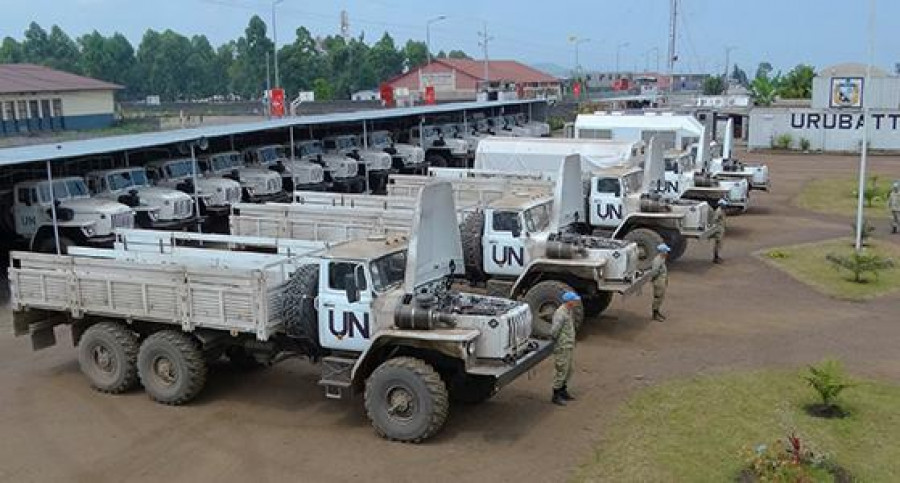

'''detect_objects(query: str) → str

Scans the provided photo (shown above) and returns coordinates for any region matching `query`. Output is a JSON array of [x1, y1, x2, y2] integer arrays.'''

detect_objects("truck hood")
[[320, 154, 359, 177], [238, 167, 281, 182], [404, 181, 465, 292], [64, 197, 134, 215], [133, 186, 192, 203], [358, 150, 393, 170]]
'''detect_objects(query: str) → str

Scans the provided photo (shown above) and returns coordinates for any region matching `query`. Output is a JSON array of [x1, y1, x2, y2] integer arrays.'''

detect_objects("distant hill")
[[530, 62, 570, 79]]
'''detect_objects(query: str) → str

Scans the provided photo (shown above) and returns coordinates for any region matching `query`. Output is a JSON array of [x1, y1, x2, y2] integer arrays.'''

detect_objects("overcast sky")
[[2, 0, 897, 75]]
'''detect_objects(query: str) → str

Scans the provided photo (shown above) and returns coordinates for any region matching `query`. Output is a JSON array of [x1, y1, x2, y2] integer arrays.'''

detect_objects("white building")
[[749, 63, 900, 152]]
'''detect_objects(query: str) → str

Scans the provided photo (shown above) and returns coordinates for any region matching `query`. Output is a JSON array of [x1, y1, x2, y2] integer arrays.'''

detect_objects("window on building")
[[28, 100, 39, 119], [16, 100, 26, 119], [52, 99, 63, 117]]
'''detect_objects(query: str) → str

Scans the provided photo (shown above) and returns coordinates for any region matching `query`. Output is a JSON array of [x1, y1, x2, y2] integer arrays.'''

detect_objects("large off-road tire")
[[522, 280, 584, 338], [425, 152, 449, 168], [460, 212, 487, 283], [583, 291, 614, 318], [281, 264, 320, 345], [77, 321, 140, 394], [35, 235, 74, 254], [623, 228, 665, 270], [668, 233, 688, 261], [137, 330, 207, 405], [364, 356, 450, 443], [450, 375, 497, 405]]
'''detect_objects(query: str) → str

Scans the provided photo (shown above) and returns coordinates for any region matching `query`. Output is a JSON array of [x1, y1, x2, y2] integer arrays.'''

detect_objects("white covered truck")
[[409, 124, 470, 168], [473, 136, 721, 267], [10, 182, 550, 443], [294, 140, 365, 193], [239, 158, 650, 334], [323, 135, 393, 194], [573, 113, 752, 211], [709, 118, 771, 191], [199, 151, 287, 203], [241, 144, 328, 193], [366, 130, 426, 173], [145, 157, 242, 217], [85, 167, 198, 230], [4, 177, 135, 253]]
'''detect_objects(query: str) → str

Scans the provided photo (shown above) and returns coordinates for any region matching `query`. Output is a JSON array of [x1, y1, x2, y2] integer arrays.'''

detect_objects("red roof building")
[[386, 59, 561, 103]]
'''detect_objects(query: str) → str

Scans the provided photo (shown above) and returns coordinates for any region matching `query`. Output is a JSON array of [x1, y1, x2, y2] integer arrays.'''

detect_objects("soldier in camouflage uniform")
[[550, 291, 579, 406], [651, 243, 670, 322], [889, 184, 900, 234], [712, 199, 727, 263]]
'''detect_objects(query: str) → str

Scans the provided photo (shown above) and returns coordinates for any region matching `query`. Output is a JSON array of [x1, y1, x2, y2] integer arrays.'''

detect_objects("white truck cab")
[[323, 135, 393, 193], [367, 130, 426, 173], [242, 144, 328, 193], [515, 113, 551, 137], [145, 157, 242, 216], [11, 177, 135, 252], [710, 118, 771, 191], [294, 140, 365, 193], [85, 167, 197, 229], [409, 124, 470, 168], [199, 151, 287, 203]]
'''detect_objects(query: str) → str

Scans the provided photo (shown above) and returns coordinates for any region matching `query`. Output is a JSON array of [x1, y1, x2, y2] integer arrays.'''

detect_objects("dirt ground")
[[0, 151, 898, 482]]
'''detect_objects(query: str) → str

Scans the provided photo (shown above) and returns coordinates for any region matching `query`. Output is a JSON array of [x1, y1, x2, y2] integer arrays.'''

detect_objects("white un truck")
[[4, 176, 135, 253], [85, 167, 197, 229], [10, 182, 549, 443]]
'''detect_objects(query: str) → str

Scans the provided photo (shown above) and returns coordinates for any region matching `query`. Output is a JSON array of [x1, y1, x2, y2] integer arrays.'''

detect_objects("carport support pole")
[[45, 160, 61, 255], [463, 110, 468, 135], [289, 126, 295, 159], [124, 150, 130, 167], [190, 143, 202, 233], [418, 117, 424, 149], [362, 120, 370, 193]]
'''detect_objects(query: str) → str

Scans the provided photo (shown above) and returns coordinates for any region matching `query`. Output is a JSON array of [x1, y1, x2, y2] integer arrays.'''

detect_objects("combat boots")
[[653, 310, 666, 322], [552, 388, 567, 406], [560, 385, 575, 401]]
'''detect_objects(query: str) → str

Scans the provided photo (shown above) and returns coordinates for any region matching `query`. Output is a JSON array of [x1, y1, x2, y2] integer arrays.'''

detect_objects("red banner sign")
[[270, 88, 285, 117], [424, 85, 436, 105]]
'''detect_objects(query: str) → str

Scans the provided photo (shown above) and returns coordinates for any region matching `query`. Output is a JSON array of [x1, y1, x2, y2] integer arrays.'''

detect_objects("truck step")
[[319, 355, 356, 400]]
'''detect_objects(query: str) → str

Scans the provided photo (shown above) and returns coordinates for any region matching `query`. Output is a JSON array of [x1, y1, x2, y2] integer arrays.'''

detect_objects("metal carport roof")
[[0, 99, 542, 167]]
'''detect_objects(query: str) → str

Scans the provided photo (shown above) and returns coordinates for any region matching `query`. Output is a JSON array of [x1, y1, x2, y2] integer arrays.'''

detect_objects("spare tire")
[[623, 228, 664, 270], [281, 264, 320, 346], [460, 211, 487, 283]]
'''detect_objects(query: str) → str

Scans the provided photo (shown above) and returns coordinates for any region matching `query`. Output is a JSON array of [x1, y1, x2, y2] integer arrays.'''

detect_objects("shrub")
[[547, 116, 566, 131], [826, 250, 894, 283], [804, 360, 853, 417], [767, 249, 788, 259], [740, 433, 834, 480], [799, 137, 811, 151], [773, 133, 793, 150]]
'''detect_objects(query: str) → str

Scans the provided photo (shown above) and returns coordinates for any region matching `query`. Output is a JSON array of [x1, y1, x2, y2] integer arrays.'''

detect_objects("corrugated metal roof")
[[0, 63, 123, 94], [387, 59, 559, 85], [0, 99, 540, 166]]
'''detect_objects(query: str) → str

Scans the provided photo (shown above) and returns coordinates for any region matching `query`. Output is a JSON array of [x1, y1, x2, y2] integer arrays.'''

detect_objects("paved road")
[[1, 152, 898, 482]]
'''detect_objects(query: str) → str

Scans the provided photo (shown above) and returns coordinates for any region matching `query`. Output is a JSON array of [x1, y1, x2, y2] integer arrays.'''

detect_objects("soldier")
[[889, 184, 900, 234], [550, 291, 579, 406], [712, 199, 728, 263], [651, 243, 670, 322]]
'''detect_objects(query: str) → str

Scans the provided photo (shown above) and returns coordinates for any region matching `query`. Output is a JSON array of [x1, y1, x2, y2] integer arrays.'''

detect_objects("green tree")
[[0, 37, 23, 63], [730, 64, 749, 87], [312, 78, 334, 100], [22, 22, 51, 62], [135, 29, 194, 100], [215, 42, 236, 96], [78, 32, 135, 93], [750, 72, 779, 106], [778, 64, 815, 99], [367, 32, 404, 84], [447, 49, 471, 59], [755, 61, 773, 80], [436, 50, 447, 59], [702, 75, 726, 95], [46, 26, 81, 73], [185, 35, 219, 98], [403, 39, 429, 69], [230, 15, 275, 99], [279, 26, 325, 96]]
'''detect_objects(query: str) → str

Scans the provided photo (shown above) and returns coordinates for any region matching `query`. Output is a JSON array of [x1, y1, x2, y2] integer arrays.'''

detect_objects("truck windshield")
[[423, 127, 440, 138], [165, 160, 198, 178], [370, 250, 407, 292], [300, 142, 323, 156], [523, 202, 551, 233], [370, 132, 391, 146], [108, 170, 149, 190], [211, 154, 241, 171], [259, 146, 283, 163], [38, 179, 89, 202], [443, 125, 459, 137], [337, 137, 356, 149]]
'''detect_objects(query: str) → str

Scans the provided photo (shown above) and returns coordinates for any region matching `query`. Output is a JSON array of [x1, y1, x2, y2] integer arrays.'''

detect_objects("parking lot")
[[1, 150, 899, 482]]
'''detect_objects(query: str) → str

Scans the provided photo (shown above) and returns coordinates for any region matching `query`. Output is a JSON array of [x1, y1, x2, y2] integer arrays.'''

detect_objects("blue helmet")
[[657, 243, 671, 253], [718, 199, 728, 207], [561, 291, 580, 302]]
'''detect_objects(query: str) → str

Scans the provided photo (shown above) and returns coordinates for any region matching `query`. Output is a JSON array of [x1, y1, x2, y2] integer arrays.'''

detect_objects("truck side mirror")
[[511, 225, 522, 238], [344, 273, 360, 304]]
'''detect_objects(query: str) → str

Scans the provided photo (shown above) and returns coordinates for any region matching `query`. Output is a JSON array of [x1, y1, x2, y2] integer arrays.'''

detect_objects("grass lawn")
[[795, 176, 897, 220], [575, 370, 900, 482], [758, 238, 900, 301]]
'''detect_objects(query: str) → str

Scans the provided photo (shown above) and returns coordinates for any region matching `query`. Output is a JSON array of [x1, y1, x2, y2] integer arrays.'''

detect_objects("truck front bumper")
[[294, 181, 331, 192], [680, 223, 719, 240], [246, 191, 291, 203], [467, 339, 553, 389], [140, 214, 205, 230], [600, 269, 652, 295]]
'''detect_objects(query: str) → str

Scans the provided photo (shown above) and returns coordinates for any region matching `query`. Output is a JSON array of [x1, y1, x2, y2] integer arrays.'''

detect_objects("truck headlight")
[[148, 209, 160, 221], [164, 199, 171, 205], [81, 225, 95, 237], [467, 341, 476, 355]]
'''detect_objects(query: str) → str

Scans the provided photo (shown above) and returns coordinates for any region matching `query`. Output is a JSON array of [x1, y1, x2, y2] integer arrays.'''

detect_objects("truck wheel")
[[522, 280, 584, 337], [425, 152, 448, 168], [137, 330, 207, 405], [450, 375, 497, 405], [35, 235, 74, 254], [460, 212, 487, 283], [668, 234, 688, 261], [583, 291, 614, 318], [281, 265, 320, 346], [364, 356, 449, 443], [77, 321, 140, 394], [623, 228, 664, 270]]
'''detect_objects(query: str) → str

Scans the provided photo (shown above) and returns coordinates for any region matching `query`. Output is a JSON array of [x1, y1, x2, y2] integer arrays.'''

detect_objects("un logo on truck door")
[[491, 245, 524, 267], [596, 203, 623, 220], [328, 310, 371, 340]]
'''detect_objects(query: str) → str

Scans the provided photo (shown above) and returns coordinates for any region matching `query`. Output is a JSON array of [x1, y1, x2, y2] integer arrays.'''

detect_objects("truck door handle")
[[322, 303, 335, 308]]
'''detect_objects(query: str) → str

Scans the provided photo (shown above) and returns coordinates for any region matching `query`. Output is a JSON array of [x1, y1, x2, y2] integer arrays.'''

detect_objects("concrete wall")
[[749, 107, 900, 152]]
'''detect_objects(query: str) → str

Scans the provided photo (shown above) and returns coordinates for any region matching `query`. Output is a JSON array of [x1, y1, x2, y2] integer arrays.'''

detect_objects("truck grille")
[[225, 187, 241, 203], [267, 178, 281, 192], [111, 212, 134, 229], [173, 199, 193, 217], [507, 306, 532, 354]]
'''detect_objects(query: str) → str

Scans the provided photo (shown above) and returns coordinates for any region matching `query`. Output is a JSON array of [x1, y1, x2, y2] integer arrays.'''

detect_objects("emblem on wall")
[[829, 77, 863, 108]]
